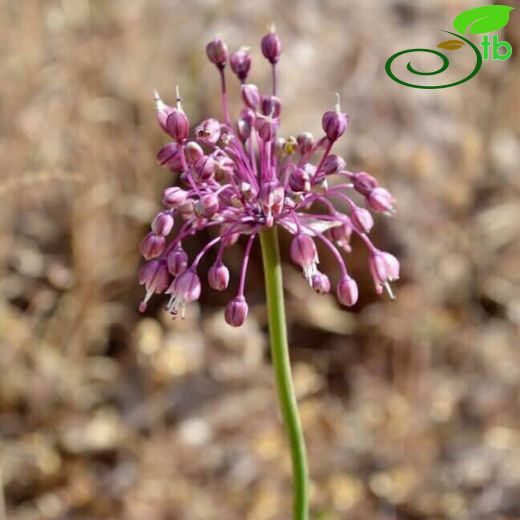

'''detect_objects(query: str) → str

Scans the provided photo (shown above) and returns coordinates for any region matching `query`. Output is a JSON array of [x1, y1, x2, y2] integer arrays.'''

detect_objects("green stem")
[[259, 227, 309, 520]]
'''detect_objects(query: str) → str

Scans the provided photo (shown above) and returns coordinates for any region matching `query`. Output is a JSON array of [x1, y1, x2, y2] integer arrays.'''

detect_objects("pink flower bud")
[[289, 166, 310, 192], [184, 141, 204, 164], [322, 109, 348, 142], [208, 261, 230, 291], [167, 248, 188, 276], [194, 155, 216, 181], [154, 91, 174, 133], [195, 118, 221, 145], [256, 117, 276, 142], [194, 193, 219, 218], [166, 109, 190, 142], [337, 276, 358, 306], [151, 211, 174, 236], [261, 28, 282, 64], [297, 132, 314, 154], [237, 117, 252, 141], [241, 84, 261, 110], [350, 207, 374, 234], [162, 187, 188, 207], [156, 142, 182, 170], [353, 172, 378, 196], [206, 36, 228, 68], [225, 296, 248, 327], [312, 272, 331, 294], [139, 232, 166, 260], [367, 187, 396, 214], [230, 48, 252, 81], [322, 154, 346, 176], [261, 96, 282, 118]]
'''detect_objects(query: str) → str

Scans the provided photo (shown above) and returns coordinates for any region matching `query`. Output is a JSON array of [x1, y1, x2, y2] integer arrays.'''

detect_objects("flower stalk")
[[260, 226, 309, 520]]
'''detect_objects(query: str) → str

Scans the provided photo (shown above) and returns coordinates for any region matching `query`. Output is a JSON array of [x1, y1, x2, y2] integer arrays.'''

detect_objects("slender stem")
[[219, 67, 231, 126], [259, 227, 309, 520]]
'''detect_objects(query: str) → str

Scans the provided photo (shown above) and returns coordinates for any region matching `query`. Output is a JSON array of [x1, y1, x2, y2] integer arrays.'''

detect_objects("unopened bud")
[[225, 296, 248, 327], [206, 36, 228, 68], [151, 211, 174, 236], [139, 232, 166, 260], [230, 47, 252, 81], [261, 26, 282, 64], [337, 276, 358, 306], [208, 261, 230, 291]]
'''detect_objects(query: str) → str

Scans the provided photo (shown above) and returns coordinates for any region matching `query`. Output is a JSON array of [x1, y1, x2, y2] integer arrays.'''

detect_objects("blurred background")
[[1, 0, 519, 519]]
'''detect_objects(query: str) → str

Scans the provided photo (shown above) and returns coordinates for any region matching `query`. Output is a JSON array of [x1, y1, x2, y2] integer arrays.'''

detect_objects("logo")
[[385, 5, 514, 89]]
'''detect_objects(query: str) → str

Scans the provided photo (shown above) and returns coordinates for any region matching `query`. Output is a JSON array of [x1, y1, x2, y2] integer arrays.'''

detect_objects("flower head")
[[138, 29, 399, 323]]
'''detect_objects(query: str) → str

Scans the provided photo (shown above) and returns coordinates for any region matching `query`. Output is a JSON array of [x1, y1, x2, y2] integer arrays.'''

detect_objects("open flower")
[[138, 29, 399, 325]]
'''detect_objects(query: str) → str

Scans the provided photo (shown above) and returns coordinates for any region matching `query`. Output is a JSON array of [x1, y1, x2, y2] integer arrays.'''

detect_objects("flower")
[[138, 28, 399, 323]]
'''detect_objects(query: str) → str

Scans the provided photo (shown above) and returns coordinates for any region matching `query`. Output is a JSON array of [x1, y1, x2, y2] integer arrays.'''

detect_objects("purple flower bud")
[[367, 187, 396, 214], [297, 132, 314, 154], [350, 207, 374, 234], [322, 98, 348, 142], [289, 166, 310, 192], [230, 47, 252, 81], [166, 268, 201, 317], [195, 118, 221, 145], [166, 109, 190, 142], [208, 261, 230, 291], [139, 232, 166, 260], [184, 141, 204, 164], [311, 272, 331, 294], [225, 296, 248, 327], [194, 155, 216, 181], [194, 193, 219, 218], [237, 117, 252, 141], [261, 27, 282, 64], [138, 260, 170, 312], [290, 234, 318, 281], [353, 172, 379, 196], [322, 154, 346, 176], [256, 117, 276, 142], [337, 276, 358, 306], [151, 211, 174, 236], [154, 91, 174, 133], [261, 96, 282, 118], [206, 36, 228, 68], [241, 84, 261, 110], [156, 142, 183, 170], [162, 187, 188, 208], [167, 247, 188, 275]]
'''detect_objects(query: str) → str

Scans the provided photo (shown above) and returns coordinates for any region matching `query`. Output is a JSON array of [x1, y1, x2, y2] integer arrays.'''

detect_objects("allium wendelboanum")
[[138, 28, 399, 326]]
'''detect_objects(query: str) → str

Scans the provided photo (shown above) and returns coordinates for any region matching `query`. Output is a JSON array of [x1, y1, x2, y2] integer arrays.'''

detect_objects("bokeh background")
[[1, 0, 519, 519]]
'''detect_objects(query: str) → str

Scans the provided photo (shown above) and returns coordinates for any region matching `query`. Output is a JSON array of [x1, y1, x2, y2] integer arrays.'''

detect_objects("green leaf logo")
[[453, 5, 514, 34], [437, 40, 465, 50]]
